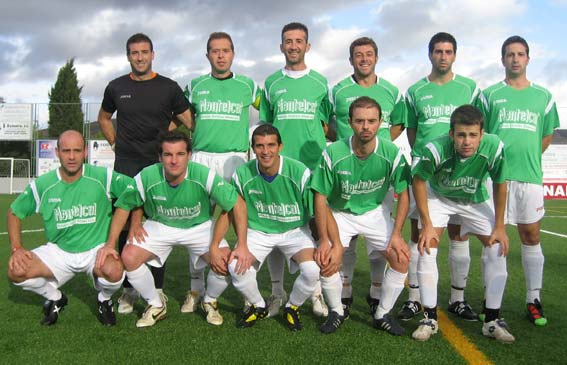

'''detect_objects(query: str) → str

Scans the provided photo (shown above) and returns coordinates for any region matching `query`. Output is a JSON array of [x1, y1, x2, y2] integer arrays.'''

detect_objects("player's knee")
[[299, 260, 320, 283], [388, 252, 409, 273], [520, 231, 540, 245], [101, 257, 124, 282], [121, 245, 142, 271], [8, 267, 28, 283]]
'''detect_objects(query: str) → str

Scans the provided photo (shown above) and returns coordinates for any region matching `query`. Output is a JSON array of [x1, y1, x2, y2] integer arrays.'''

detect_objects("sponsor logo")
[[337, 170, 351, 175], [54, 203, 97, 229], [48, 198, 61, 203], [341, 178, 385, 198], [249, 189, 263, 195], [494, 99, 507, 104], [276, 99, 318, 114], [275, 89, 287, 96], [119, 94, 131, 99], [157, 202, 201, 220], [198, 90, 210, 95], [420, 95, 433, 101], [152, 196, 167, 201]]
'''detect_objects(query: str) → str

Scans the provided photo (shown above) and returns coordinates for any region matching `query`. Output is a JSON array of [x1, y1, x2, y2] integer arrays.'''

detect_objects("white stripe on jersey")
[[105, 167, 113, 197], [30, 180, 41, 214], [425, 142, 441, 167], [300, 168, 310, 193], [134, 174, 145, 202], [322, 150, 332, 170], [205, 170, 215, 195]]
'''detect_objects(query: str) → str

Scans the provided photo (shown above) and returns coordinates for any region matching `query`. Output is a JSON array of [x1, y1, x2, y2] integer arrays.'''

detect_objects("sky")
[[1, 0, 566, 126]]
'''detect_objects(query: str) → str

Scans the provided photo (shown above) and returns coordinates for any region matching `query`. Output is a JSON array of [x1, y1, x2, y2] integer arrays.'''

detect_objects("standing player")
[[478, 36, 560, 326], [330, 36, 406, 316], [182, 31, 261, 314], [401, 32, 480, 322], [228, 125, 320, 331], [411, 105, 514, 343], [259, 22, 331, 317], [7, 130, 136, 326], [312, 97, 411, 335], [97, 33, 193, 314], [120, 131, 250, 327]]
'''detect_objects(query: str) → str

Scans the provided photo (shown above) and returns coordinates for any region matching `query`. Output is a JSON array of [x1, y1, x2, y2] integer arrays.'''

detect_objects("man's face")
[[450, 123, 484, 158], [127, 41, 154, 76], [350, 44, 377, 78], [280, 29, 310, 67], [349, 106, 381, 144], [160, 141, 190, 183], [207, 38, 234, 75], [252, 134, 282, 173], [502, 42, 529, 78], [56, 132, 86, 178], [429, 41, 456, 75]]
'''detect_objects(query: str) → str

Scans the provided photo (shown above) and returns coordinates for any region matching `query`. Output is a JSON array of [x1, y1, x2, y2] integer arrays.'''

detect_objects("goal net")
[[0, 158, 31, 194]]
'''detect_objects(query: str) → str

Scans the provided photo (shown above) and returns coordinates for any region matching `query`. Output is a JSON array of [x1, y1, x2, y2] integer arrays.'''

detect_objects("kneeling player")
[[228, 125, 320, 331], [411, 105, 514, 343], [120, 131, 250, 328], [312, 96, 411, 335], [7, 130, 136, 326]]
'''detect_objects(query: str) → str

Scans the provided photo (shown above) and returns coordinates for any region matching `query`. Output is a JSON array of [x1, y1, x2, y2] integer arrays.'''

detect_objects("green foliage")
[[48, 59, 84, 138]]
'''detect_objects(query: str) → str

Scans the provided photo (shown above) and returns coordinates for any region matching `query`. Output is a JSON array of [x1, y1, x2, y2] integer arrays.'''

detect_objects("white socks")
[[96, 274, 124, 302], [126, 265, 162, 307], [266, 249, 286, 297], [340, 237, 357, 298], [408, 240, 421, 302], [204, 270, 230, 303], [375, 268, 406, 319], [320, 272, 344, 316], [449, 239, 470, 303], [228, 261, 265, 308], [417, 248, 438, 309], [289, 261, 320, 306], [14, 277, 61, 301], [481, 244, 507, 309], [521, 243, 544, 303], [369, 256, 387, 300]]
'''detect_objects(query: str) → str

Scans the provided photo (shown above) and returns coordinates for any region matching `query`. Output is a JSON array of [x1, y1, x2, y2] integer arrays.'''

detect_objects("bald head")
[[57, 130, 85, 149]]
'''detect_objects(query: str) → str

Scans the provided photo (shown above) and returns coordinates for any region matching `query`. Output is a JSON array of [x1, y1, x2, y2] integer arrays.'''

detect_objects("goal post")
[[0, 157, 31, 194]]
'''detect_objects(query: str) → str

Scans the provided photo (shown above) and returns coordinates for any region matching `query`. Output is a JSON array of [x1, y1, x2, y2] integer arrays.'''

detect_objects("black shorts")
[[114, 157, 157, 178]]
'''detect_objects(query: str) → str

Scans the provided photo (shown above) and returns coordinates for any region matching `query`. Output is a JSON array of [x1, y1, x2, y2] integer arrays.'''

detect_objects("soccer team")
[[7, 22, 560, 345]]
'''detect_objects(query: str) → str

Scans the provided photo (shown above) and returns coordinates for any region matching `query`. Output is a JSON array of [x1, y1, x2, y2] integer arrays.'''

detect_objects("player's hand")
[[95, 244, 120, 270], [9, 247, 33, 273], [418, 224, 439, 256], [320, 245, 342, 276], [386, 232, 410, 264], [315, 240, 332, 268], [488, 225, 509, 256], [209, 246, 230, 276], [128, 224, 148, 244], [229, 244, 255, 275]]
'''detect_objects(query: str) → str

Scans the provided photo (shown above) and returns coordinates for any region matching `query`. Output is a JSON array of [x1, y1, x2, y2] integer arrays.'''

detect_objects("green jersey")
[[477, 82, 560, 184], [233, 156, 312, 234], [412, 134, 506, 203], [331, 75, 406, 140], [406, 74, 479, 154], [311, 137, 410, 214], [10, 164, 137, 253], [185, 73, 260, 153], [259, 68, 332, 170], [129, 162, 238, 229]]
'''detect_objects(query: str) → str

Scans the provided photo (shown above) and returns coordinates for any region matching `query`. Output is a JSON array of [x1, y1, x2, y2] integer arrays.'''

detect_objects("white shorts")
[[192, 150, 248, 182], [129, 219, 228, 271], [505, 181, 544, 224], [333, 206, 393, 259], [247, 226, 316, 273], [419, 188, 495, 237], [408, 184, 461, 225], [33, 242, 105, 287]]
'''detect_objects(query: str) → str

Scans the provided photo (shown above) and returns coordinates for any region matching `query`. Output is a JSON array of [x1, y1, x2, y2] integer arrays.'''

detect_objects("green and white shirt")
[[128, 162, 238, 229], [10, 164, 137, 253], [233, 156, 311, 234], [311, 137, 410, 214], [331, 75, 406, 140], [185, 73, 260, 153], [259, 68, 332, 170], [412, 134, 506, 203], [406, 74, 479, 154], [477, 82, 560, 184]]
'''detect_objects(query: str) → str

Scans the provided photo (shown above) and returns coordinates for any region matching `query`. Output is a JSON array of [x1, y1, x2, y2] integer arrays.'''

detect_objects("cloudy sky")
[[1, 0, 565, 125]]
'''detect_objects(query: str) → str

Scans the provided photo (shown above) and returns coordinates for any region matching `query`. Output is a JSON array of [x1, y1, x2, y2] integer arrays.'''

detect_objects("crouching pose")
[[7, 130, 136, 326], [120, 131, 249, 328], [311, 96, 411, 335], [411, 105, 514, 343], [227, 125, 321, 331]]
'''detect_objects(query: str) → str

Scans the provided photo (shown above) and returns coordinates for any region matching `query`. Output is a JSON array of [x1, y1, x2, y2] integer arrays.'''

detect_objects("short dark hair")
[[281, 22, 309, 42], [207, 32, 234, 53], [428, 32, 457, 54], [450, 104, 484, 130], [126, 33, 153, 55], [251, 124, 282, 146], [348, 96, 382, 120], [349, 37, 378, 59], [501, 35, 529, 58], [158, 130, 192, 154]]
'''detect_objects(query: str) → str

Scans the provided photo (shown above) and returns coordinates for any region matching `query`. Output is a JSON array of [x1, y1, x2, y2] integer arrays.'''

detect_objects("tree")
[[0, 96, 5, 103], [48, 58, 84, 137]]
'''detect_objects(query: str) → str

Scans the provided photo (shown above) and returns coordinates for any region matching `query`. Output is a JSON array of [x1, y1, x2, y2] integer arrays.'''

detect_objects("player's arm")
[[387, 188, 410, 263], [413, 175, 438, 255], [174, 109, 194, 132], [128, 208, 147, 244], [389, 124, 404, 141], [542, 134, 553, 153], [314, 192, 342, 275], [488, 182, 509, 256], [227, 196, 253, 274], [7, 208, 33, 273], [96, 207, 130, 269], [209, 208, 232, 275], [407, 128, 416, 148], [97, 108, 116, 147]]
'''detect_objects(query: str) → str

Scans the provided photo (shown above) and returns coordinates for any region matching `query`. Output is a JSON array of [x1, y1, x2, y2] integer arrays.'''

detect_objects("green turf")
[[1, 195, 566, 364]]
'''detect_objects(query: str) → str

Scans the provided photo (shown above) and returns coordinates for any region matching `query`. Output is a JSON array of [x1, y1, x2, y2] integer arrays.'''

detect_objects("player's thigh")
[[457, 200, 495, 238], [506, 181, 544, 225]]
